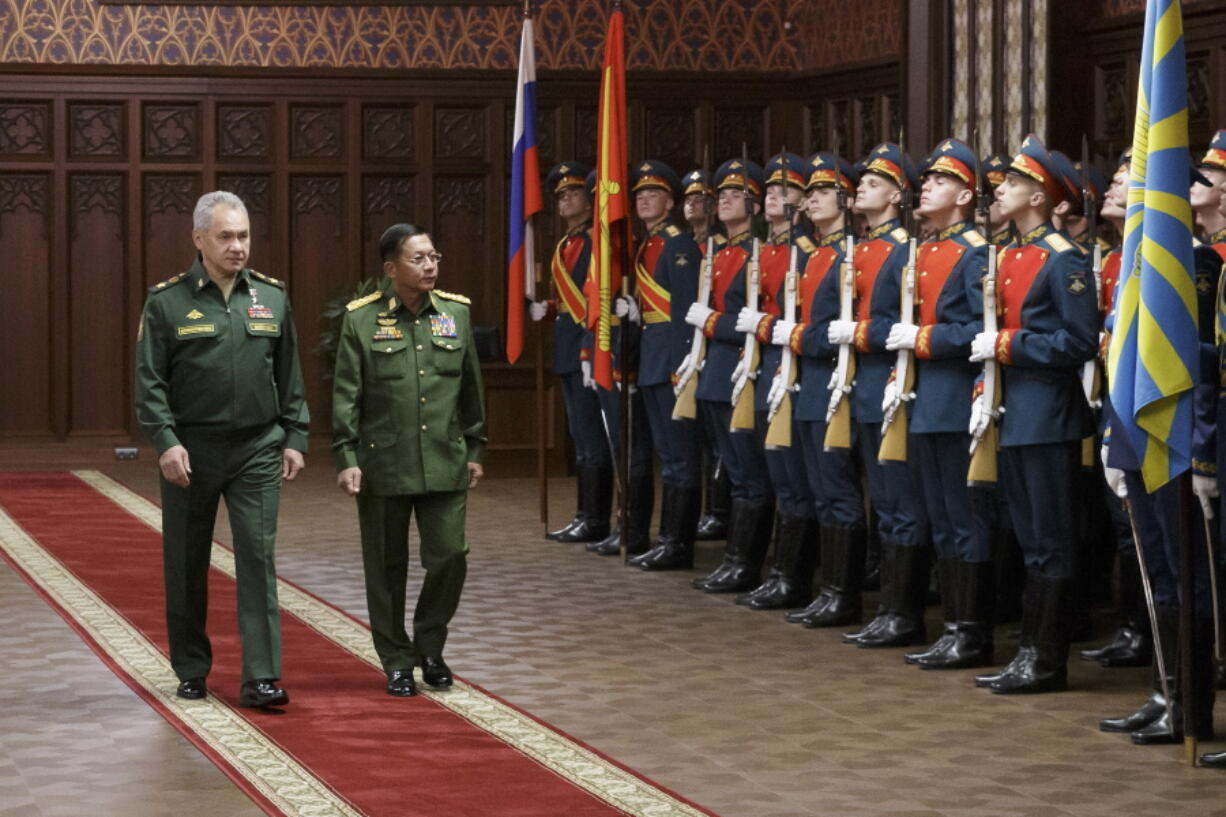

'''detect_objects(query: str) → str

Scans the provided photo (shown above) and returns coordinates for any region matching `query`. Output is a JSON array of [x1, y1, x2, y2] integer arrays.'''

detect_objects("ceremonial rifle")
[[879, 131, 916, 462], [1078, 134, 1104, 467], [765, 149, 799, 449], [672, 145, 713, 420], [968, 137, 1002, 485], [824, 132, 857, 450], [730, 141, 761, 432]]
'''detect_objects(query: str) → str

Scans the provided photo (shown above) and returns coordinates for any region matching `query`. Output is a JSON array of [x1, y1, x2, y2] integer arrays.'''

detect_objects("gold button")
[[1003, 307, 1009, 313], [421, 424, 428, 431], [369, 443, 375, 448], [385, 346, 393, 352], [418, 369, 425, 375], [416, 344, 423, 350], [420, 397, 427, 404], [1015, 252, 1023, 260], [415, 320, 421, 325], [1004, 279, 1012, 285], [920, 271, 928, 277]]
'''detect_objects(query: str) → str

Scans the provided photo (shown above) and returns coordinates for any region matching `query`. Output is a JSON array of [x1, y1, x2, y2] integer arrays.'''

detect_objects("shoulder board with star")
[[890, 227, 910, 243], [250, 270, 285, 288], [346, 291, 383, 311], [435, 289, 471, 305], [795, 236, 817, 253], [1043, 233, 1074, 254], [713, 234, 728, 247], [665, 224, 681, 237], [150, 272, 188, 293], [961, 229, 986, 247]]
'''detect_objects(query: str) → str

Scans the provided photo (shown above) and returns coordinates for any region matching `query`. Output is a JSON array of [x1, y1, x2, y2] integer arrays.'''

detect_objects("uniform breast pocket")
[[175, 323, 218, 341], [431, 337, 464, 375], [372, 340, 408, 379], [245, 321, 281, 337]]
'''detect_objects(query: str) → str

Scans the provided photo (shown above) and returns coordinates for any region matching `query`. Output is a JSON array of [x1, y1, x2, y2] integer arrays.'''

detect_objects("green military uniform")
[[331, 284, 486, 673], [134, 257, 309, 684]]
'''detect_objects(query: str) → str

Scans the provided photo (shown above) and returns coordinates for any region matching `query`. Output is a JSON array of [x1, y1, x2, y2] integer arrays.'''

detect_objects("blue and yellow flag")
[[1106, 0, 1198, 492]]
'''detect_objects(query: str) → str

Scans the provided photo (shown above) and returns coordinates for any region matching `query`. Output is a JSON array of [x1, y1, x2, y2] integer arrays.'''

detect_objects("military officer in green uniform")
[[135, 190, 309, 709], [332, 223, 486, 697]]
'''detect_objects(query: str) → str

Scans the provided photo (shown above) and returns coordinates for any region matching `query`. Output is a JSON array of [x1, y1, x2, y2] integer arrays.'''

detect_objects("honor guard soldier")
[[620, 160, 706, 569], [682, 168, 733, 542], [1079, 148, 1153, 670], [889, 139, 994, 669], [135, 190, 309, 708], [683, 158, 776, 594], [1192, 132, 1226, 531], [969, 135, 1098, 694], [734, 152, 820, 609], [778, 153, 871, 628], [530, 162, 614, 544], [835, 142, 930, 649]]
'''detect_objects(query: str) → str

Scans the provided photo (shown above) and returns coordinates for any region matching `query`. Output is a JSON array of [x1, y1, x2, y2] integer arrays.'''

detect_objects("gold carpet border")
[[0, 499, 364, 817], [76, 470, 711, 817]]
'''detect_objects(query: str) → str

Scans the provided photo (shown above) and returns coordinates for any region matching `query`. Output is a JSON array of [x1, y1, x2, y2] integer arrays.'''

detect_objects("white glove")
[[730, 356, 747, 386], [684, 302, 714, 328], [969, 331, 998, 362], [881, 380, 898, 414], [614, 295, 640, 323], [767, 372, 787, 415], [1193, 474, 1219, 519], [828, 319, 856, 345], [529, 300, 548, 321], [968, 395, 989, 439], [581, 359, 594, 390], [1100, 444, 1128, 499], [772, 320, 797, 347], [885, 323, 918, 350], [735, 307, 767, 334]]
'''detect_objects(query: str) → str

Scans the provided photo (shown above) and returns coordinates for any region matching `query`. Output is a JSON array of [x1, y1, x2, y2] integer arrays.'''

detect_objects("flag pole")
[[1178, 471, 1199, 765]]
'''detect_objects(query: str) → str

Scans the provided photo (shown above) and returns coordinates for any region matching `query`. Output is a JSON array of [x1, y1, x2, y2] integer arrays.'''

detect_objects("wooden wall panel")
[[0, 173, 52, 436], [69, 173, 128, 435]]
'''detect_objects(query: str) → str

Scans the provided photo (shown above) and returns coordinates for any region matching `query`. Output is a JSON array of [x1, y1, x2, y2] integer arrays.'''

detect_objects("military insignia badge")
[[430, 314, 458, 337], [1198, 275, 1211, 294], [186, 309, 204, 320], [373, 327, 404, 341], [675, 254, 689, 266], [377, 317, 398, 326], [1067, 271, 1088, 295], [247, 305, 274, 319]]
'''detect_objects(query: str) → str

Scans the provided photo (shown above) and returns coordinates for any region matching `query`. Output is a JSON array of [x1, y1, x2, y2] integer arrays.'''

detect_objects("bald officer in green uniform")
[[332, 223, 487, 697], [135, 190, 309, 709]]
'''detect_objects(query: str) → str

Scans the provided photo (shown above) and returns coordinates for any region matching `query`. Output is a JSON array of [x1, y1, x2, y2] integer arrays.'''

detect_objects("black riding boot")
[[1102, 604, 1175, 733], [921, 559, 995, 670], [692, 498, 750, 590], [906, 558, 958, 665], [855, 543, 929, 649], [991, 572, 1069, 694], [790, 525, 865, 627], [695, 457, 730, 540], [977, 576, 1039, 688], [629, 483, 700, 570], [746, 515, 818, 610], [1133, 609, 1216, 744], [555, 464, 612, 543], [1080, 547, 1152, 667], [703, 498, 774, 594], [590, 475, 653, 556]]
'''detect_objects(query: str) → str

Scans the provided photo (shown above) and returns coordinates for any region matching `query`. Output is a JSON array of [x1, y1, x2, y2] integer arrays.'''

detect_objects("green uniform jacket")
[[135, 257, 310, 454], [331, 286, 486, 495]]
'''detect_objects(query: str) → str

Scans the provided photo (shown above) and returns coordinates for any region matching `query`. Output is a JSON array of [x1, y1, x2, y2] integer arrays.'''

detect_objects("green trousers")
[[160, 424, 285, 683], [356, 489, 469, 673]]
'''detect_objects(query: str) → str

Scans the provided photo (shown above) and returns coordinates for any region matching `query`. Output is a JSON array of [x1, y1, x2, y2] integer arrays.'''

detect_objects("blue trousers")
[[641, 383, 701, 487], [700, 400, 773, 505], [596, 385, 653, 481], [1123, 470, 1213, 615], [999, 442, 1079, 577], [560, 372, 611, 470], [797, 419, 864, 528], [856, 422, 924, 546], [757, 410, 814, 519], [910, 432, 992, 562]]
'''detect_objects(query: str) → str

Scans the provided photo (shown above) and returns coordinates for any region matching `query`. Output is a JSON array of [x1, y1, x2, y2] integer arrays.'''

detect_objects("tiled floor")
[[2, 446, 1226, 817]]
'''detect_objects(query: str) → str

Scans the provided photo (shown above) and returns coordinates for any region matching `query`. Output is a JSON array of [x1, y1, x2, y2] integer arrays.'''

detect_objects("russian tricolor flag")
[[506, 13, 543, 365]]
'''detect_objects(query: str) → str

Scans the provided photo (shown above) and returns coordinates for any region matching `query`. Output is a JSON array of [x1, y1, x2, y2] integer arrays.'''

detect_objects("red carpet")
[[0, 472, 717, 817]]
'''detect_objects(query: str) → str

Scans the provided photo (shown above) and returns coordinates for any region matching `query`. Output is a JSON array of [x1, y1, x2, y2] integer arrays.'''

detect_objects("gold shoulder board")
[[435, 289, 471, 305], [151, 272, 187, 292], [891, 227, 910, 243], [1044, 233, 1074, 253], [250, 270, 286, 288], [796, 236, 816, 253], [346, 291, 382, 311], [665, 224, 681, 237], [963, 230, 986, 247], [714, 234, 728, 246]]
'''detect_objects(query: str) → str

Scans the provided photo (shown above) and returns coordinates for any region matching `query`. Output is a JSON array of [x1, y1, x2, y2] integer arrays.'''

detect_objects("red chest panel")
[[638, 234, 665, 274], [997, 245, 1050, 330], [801, 248, 838, 313], [758, 244, 790, 317], [1212, 242, 1226, 265], [712, 246, 749, 312], [854, 239, 894, 321], [915, 240, 966, 325], [562, 235, 585, 270], [1100, 251, 1122, 314]]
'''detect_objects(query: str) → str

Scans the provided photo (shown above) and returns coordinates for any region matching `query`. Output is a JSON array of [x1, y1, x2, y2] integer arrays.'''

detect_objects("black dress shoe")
[[1132, 702, 1182, 745], [239, 679, 289, 708], [387, 668, 418, 697], [1201, 750, 1226, 767], [421, 657, 453, 689], [176, 678, 207, 700], [785, 593, 830, 624], [1100, 692, 1166, 733]]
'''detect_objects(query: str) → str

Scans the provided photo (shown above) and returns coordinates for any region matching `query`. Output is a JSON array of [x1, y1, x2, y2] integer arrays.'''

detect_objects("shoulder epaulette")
[[795, 236, 817, 253], [250, 270, 285, 288], [713, 234, 728, 247], [1044, 233, 1074, 253], [963, 229, 986, 247], [435, 289, 471, 305], [1194, 236, 1204, 247], [890, 227, 910, 243], [665, 224, 681, 237], [150, 272, 188, 293], [346, 291, 382, 311]]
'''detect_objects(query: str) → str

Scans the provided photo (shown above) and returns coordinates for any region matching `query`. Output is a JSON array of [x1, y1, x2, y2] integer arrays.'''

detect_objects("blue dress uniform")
[[735, 152, 820, 610], [624, 161, 706, 571], [841, 142, 931, 649], [972, 135, 1098, 695], [897, 138, 995, 670], [541, 162, 613, 544], [690, 158, 776, 593]]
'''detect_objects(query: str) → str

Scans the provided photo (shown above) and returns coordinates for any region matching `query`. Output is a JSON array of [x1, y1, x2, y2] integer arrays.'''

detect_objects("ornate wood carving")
[[291, 106, 343, 159], [218, 174, 271, 216], [714, 108, 764, 164], [806, 103, 826, 155], [69, 103, 124, 159], [645, 107, 694, 173], [536, 106, 557, 170], [575, 106, 598, 167], [1187, 52, 1210, 128], [435, 108, 484, 159], [363, 106, 414, 160], [858, 96, 880, 148], [0, 103, 50, 158], [830, 99, 853, 161], [436, 177, 484, 223], [886, 93, 901, 144], [0, 174, 48, 216], [143, 103, 199, 160], [218, 105, 271, 159], [1098, 62, 1128, 143], [144, 175, 198, 216], [292, 175, 342, 216], [71, 175, 122, 215], [364, 175, 415, 215]]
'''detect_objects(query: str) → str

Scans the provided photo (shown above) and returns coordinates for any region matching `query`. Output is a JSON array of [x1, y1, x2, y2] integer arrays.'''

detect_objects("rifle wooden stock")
[[967, 244, 1001, 486], [673, 373, 698, 420], [823, 358, 855, 450], [824, 237, 856, 450], [671, 237, 715, 421], [730, 344, 759, 431], [878, 370, 913, 462], [729, 238, 761, 433], [967, 421, 999, 484], [766, 237, 800, 449], [765, 363, 796, 448], [879, 238, 917, 463]]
